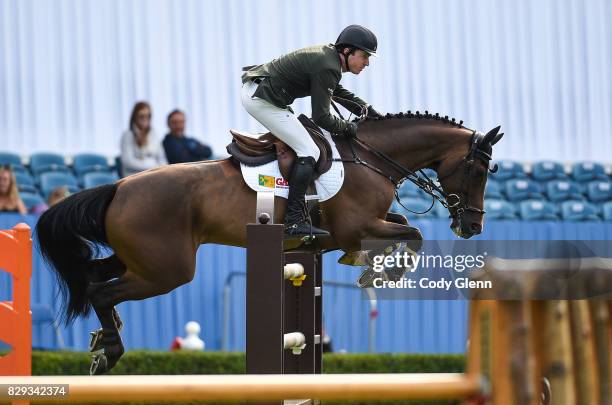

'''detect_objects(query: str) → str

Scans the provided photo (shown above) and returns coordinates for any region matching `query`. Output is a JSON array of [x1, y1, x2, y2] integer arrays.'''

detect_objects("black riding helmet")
[[335, 25, 378, 57]]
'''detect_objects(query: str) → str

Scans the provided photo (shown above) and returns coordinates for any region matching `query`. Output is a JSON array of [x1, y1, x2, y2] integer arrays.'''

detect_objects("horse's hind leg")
[[86, 269, 190, 374], [88, 254, 126, 283], [88, 302, 125, 375], [85, 255, 127, 375], [88, 255, 126, 331]]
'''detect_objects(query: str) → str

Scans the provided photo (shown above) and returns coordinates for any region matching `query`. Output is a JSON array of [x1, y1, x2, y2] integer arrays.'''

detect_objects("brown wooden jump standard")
[[246, 192, 323, 405]]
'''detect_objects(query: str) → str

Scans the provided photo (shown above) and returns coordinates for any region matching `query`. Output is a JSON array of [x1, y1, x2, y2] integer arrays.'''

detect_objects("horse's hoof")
[[89, 329, 104, 353], [90, 353, 108, 375], [338, 251, 369, 266], [112, 308, 123, 332], [385, 266, 406, 282], [295, 235, 315, 244], [357, 268, 379, 288]]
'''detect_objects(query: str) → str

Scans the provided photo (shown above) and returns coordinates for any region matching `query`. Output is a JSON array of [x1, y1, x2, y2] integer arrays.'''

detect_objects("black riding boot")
[[284, 156, 330, 237]]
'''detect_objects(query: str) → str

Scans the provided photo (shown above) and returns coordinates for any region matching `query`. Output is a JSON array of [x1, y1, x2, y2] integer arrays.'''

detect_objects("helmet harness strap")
[[340, 46, 357, 71]]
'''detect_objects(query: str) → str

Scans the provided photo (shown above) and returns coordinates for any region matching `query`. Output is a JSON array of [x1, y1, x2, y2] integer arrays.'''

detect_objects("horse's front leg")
[[363, 218, 424, 251], [356, 219, 424, 287], [337, 212, 412, 265]]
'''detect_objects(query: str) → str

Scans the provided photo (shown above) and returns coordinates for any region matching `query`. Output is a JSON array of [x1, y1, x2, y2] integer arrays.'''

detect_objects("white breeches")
[[241, 80, 320, 161]]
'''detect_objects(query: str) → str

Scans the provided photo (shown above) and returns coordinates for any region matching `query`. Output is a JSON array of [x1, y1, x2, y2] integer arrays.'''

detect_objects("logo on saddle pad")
[[275, 177, 289, 188], [258, 174, 289, 189]]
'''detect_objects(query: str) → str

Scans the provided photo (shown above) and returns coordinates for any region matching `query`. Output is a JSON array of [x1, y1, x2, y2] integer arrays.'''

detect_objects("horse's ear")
[[481, 126, 501, 146], [491, 132, 504, 145]]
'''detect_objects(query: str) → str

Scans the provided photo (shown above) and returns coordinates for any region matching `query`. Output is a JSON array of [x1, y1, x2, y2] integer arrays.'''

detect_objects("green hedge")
[[32, 351, 245, 375], [32, 351, 465, 376], [22, 351, 467, 405]]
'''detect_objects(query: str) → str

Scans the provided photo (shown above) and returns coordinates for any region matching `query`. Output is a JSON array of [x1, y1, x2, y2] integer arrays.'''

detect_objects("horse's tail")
[[36, 184, 118, 324]]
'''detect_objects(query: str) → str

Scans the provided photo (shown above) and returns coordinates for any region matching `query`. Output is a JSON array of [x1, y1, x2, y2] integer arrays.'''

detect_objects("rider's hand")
[[366, 106, 383, 118], [344, 122, 359, 138]]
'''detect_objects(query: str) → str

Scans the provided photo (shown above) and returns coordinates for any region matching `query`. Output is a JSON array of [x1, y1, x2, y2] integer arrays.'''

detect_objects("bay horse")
[[36, 112, 503, 374]]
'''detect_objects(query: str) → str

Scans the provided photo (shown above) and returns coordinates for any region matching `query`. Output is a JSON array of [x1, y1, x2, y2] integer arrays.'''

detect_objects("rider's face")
[[346, 50, 370, 74]]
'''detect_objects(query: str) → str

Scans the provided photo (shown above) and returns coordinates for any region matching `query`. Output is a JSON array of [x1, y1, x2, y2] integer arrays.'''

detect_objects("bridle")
[[434, 132, 498, 222], [329, 99, 498, 224]]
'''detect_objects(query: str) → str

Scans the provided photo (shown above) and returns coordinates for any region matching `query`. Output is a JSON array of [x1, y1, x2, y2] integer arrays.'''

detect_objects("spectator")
[[0, 165, 27, 214], [120, 101, 167, 177], [29, 202, 48, 215], [28, 186, 67, 215], [48, 186, 70, 207], [163, 109, 213, 164]]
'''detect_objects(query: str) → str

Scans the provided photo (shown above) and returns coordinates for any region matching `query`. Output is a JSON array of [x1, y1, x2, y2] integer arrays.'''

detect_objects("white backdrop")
[[1, 0, 610, 162]]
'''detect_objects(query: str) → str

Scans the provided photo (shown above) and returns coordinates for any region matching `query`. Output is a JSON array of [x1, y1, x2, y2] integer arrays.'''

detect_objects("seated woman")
[[0, 165, 27, 214], [120, 101, 167, 177]]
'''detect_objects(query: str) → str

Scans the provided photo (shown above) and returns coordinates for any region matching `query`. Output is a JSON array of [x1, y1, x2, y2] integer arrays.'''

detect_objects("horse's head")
[[436, 126, 503, 238]]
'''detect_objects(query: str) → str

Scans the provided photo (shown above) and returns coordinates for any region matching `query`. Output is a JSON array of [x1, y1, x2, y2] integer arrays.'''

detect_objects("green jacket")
[[242, 44, 367, 134]]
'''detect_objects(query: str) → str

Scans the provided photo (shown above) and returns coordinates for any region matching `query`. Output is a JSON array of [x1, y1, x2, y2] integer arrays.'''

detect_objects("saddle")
[[226, 115, 333, 180]]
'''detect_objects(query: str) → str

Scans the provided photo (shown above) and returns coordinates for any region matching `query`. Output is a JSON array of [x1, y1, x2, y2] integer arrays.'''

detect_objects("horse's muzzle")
[[470, 223, 482, 235], [450, 218, 483, 239]]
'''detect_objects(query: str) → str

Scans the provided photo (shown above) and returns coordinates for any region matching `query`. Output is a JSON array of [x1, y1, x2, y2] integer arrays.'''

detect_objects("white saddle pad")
[[240, 131, 344, 202]]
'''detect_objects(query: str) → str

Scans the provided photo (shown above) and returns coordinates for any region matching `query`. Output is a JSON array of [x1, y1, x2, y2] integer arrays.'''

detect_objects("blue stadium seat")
[[485, 179, 504, 199], [19, 191, 45, 211], [39, 172, 80, 198], [519, 199, 558, 220], [545, 180, 584, 202], [531, 161, 567, 182], [83, 171, 118, 189], [14, 172, 38, 193], [7, 165, 28, 175], [571, 162, 607, 182], [435, 202, 450, 218], [73, 153, 111, 177], [398, 181, 424, 199], [398, 197, 437, 218], [0, 151, 21, 166], [30, 152, 69, 176], [560, 200, 600, 221], [586, 180, 611, 203], [0, 152, 27, 174], [504, 179, 543, 201], [485, 199, 518, 219], [114, 156, 123, 178], [389, 200, 403, 213], [490, 160, 527, 181], [602, 201, 612, 221], [419, 168, 438, 181]]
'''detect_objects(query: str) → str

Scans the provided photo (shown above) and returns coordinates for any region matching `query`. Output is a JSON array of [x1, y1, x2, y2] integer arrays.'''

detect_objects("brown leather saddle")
[[226, 114, 333, 180]]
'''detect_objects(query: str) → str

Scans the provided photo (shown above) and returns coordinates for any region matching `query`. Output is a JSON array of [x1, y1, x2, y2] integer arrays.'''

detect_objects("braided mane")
[[363, 110, 466, 129]]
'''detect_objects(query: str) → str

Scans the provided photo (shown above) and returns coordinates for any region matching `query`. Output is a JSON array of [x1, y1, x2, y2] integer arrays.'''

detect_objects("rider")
[[241, 25, 383, 237]]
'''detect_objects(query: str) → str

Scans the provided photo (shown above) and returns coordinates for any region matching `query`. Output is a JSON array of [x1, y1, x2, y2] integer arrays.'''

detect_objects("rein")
[[329, 98, 495, 217], [329, 98, 455, 213]]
